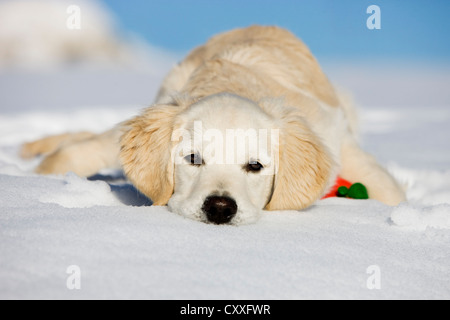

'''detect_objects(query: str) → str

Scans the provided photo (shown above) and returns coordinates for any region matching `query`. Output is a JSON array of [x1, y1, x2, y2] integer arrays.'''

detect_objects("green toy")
[[337, 183, 369, 199], [322, 177, 369, 200]]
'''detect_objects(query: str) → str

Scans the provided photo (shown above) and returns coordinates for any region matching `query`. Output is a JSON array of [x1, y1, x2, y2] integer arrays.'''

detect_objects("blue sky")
[[100, 0, 450, 63]]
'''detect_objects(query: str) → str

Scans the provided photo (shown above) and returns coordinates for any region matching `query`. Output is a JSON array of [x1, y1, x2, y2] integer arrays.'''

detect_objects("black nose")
[[202, 196, 237, 224]]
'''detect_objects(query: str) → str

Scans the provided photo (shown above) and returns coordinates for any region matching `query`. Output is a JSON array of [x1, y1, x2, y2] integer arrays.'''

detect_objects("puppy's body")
[[23, 26, 406, 224]]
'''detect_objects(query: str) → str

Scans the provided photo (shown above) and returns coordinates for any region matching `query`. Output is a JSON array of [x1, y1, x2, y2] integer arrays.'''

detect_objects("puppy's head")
[[120, 93, 333, 224]]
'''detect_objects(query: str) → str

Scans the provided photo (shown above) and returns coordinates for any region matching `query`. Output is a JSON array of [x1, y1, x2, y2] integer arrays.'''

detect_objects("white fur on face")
[[168, 94, 278, 225]]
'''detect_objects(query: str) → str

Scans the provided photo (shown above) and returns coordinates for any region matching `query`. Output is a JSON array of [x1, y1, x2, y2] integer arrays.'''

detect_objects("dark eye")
[[184, 153, 204, 166], [245, 161, 263, 173]]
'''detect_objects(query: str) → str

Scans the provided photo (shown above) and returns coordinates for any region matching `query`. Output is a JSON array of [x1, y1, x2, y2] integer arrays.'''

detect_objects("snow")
[[38, 173, 123, 208], [391, 203, 450, 231], [1, 1, 449, 300], [1, 72, 449, 300]]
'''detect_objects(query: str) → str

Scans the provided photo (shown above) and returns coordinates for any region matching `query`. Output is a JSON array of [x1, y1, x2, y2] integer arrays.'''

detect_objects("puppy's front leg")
[[33, 128, 121, 177], [339, 138, 406, 206]]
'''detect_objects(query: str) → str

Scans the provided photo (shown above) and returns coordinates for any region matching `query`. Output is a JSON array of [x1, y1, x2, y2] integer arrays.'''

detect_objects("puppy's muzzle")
[[202, 196, 237, 224]]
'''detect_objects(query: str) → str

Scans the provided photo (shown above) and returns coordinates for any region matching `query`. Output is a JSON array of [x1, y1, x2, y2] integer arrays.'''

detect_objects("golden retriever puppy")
[[22, 26, 406, 224]]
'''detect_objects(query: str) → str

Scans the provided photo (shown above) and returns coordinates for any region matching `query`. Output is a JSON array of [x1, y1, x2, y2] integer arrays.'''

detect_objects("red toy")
[[322, 176, 369, 200]]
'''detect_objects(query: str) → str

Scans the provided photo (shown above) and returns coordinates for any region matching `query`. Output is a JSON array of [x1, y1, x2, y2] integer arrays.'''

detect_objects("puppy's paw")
[[369, 184, 407, 206], [35, 148, 74, 175], [20, 132, 95, 159], [35, 144, 102, 177], [20, 139, 51, 159]]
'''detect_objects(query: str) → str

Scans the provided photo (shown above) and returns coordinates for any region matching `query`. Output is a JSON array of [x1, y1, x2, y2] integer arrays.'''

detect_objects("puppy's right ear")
[[262, 104, 335, 211], [120, 104, 182, 205]]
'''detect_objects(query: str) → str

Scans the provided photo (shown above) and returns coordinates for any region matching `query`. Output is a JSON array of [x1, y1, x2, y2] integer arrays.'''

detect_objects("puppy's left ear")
[[120, 104, 182, 205], [265, 108, 334, 211]]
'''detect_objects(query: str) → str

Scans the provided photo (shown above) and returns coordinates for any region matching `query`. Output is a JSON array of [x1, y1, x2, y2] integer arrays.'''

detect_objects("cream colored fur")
[[22, 26, 406, 224]]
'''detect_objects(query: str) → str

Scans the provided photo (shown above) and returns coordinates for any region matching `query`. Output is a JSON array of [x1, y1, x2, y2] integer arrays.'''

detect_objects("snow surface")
[[1, 67, 449, 300], [0, 1, 449, 298]]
